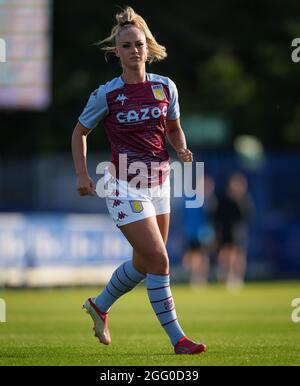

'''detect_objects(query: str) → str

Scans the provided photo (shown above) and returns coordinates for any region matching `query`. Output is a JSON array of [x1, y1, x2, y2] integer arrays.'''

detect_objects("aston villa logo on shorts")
[[130, 200, 144, 213], [151, 84, 166, 101]]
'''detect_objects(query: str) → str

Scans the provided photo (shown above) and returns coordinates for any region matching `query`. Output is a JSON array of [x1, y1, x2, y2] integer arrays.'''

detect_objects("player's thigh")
[[119, 215, 167, 260], [132, 213, 169, 261], [152, 193, 170, 245], [156, 212, 170, 245], [131, 213, 169, 274]]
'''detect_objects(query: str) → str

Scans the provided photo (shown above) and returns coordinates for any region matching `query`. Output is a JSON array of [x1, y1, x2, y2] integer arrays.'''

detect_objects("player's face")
[[115, 27, 148, 69]]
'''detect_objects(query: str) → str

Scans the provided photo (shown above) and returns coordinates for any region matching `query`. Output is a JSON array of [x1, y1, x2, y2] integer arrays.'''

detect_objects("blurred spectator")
[[182, 175, 218, 287], [215, 172, 255, 291]]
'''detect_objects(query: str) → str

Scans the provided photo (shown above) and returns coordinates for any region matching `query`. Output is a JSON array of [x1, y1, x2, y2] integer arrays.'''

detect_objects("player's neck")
[[121, 68, 146, 84]]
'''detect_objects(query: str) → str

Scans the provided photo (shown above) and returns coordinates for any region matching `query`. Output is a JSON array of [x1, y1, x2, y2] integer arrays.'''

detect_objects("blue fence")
[[0, 213, 131, 269], [0, 150, 300, 280]]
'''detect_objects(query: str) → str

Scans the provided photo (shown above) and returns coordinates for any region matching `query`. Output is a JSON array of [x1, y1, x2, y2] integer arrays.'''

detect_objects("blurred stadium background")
[[1, 0, 300, 287]]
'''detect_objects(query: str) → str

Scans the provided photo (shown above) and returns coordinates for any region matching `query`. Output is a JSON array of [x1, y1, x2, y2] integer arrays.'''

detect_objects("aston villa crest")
[[130, 200, 144, 213], [151, 84, 166, 101]]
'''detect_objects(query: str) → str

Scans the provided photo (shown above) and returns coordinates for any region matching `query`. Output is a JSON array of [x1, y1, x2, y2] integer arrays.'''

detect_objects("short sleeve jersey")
[[78, 73, 180, 186]]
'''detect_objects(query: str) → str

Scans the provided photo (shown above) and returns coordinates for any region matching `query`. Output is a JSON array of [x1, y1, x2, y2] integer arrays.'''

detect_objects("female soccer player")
[[71, 6, 207, 355]]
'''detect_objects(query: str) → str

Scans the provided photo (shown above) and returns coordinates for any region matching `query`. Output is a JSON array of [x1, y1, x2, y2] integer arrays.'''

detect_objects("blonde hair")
[[98, 6, 167, 63]]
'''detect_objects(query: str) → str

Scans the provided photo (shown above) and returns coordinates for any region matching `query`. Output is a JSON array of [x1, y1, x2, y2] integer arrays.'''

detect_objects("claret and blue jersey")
[[79, 73, 180, 185]]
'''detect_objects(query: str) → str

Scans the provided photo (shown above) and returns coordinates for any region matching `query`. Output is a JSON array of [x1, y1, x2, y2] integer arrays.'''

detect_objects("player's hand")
[[76, 174, 97, 196], [176, 148, 193, 162]]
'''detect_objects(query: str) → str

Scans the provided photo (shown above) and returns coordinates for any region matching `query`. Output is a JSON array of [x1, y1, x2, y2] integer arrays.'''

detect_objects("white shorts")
[[104, 170, 171, 227]]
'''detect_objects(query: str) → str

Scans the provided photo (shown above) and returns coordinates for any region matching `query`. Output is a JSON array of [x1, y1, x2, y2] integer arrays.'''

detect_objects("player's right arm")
[[72, 84, 108, 196], [71, 122, 96, 196]]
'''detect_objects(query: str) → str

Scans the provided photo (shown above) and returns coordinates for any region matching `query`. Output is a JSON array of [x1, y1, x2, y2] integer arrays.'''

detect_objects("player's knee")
[[158, 256, 169, 274], [147, 250, 169, 274]]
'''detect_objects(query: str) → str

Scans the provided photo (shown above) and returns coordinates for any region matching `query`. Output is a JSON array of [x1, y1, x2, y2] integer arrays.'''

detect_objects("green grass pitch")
[[0, 281, 300, 366]]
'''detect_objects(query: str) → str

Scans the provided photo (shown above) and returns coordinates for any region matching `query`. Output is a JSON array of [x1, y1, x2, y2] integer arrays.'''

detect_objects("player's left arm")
[[166, 118, 193, 162]]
